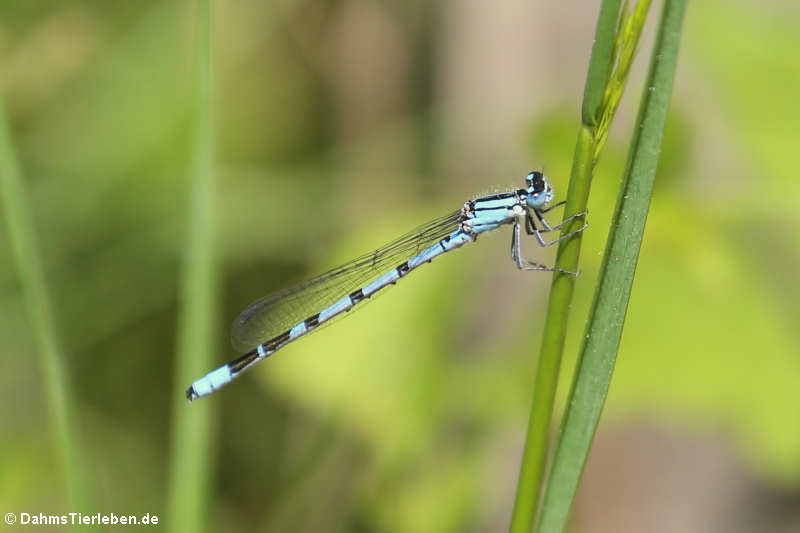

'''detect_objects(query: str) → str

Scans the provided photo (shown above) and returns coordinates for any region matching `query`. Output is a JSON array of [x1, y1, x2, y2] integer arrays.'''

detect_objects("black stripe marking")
[[476, 192, 515, 202], [266, 330, 291, 350], [396, 262, 410, 277], [229, 348, 259, 374], [349, 289, 365, 303], [305, 314, 320, 329], [439, 240, 447, 251], [474, 205, 513, 212]]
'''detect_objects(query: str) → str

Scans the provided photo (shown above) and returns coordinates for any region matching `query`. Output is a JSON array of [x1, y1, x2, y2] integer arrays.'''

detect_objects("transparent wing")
[[231, 209, 463, 352]]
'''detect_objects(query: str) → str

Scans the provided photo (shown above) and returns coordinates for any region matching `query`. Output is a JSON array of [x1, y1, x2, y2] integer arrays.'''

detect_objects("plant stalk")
[[536, 0, 687, 530]]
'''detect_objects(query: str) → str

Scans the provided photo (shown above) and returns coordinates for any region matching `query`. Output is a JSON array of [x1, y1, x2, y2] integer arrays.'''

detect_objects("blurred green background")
[[2, 0, 799, 531]]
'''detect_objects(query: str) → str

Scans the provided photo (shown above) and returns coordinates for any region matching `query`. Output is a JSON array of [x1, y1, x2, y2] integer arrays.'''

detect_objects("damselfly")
[[186, 172, 587, 401]]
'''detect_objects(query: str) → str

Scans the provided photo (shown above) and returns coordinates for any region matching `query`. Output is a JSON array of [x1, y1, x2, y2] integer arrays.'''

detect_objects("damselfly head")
[[525, 171, 554, 208]]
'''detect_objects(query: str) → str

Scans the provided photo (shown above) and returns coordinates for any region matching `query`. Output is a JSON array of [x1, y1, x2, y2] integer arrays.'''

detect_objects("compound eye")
[[526, 171, 545, 194]]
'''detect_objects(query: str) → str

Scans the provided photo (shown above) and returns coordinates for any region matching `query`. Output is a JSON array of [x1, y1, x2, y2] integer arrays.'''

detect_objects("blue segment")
[[289, 321, 307, 338], [470, 222, 503, 234], [441, 230, 472, 250], [189, 365, 232, 399], [407, 242, 445, 269], [473, 197, 518, 210], [472, 207, 515, 224], [465, 207, 517, 234], [319, 295, 353, 323], [362, 269, 399, 296]]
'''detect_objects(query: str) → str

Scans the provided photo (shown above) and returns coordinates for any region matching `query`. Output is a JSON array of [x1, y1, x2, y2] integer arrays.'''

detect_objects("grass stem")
[[536, 1, 686, 530], [0, 99, 89, 511], [166, 1, 218, 531], [509, 2, 653, 531]]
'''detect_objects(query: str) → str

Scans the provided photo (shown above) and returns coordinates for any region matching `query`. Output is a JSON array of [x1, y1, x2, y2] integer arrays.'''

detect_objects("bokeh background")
[[2, 0, 799, 531]]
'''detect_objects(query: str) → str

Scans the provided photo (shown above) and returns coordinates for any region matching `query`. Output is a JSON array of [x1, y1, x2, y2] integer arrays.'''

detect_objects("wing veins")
[[230, 209, 463, 351]]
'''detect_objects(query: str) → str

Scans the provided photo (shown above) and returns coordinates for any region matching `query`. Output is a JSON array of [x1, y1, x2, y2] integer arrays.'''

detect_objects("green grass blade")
[[166, 1, 218, 531], [0, 99, 90, 512], [535, 1, 687, 531], [509, 2, 659, 531], [594, 0, 651, 163], [581, 0, 624, 127]]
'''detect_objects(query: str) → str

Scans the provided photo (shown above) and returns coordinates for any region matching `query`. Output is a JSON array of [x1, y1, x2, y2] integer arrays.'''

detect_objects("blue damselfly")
[[186, 172, 587, 400]]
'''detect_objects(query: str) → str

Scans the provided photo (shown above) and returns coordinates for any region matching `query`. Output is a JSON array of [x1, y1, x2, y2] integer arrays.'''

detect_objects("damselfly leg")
[[526, 207, 588, 247], [509, 206, 588, 275], [510, 220, 581, 275]]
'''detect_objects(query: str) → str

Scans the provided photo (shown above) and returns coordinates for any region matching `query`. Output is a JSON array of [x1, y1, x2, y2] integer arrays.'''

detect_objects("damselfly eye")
[[526, 171, 546, 194]]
